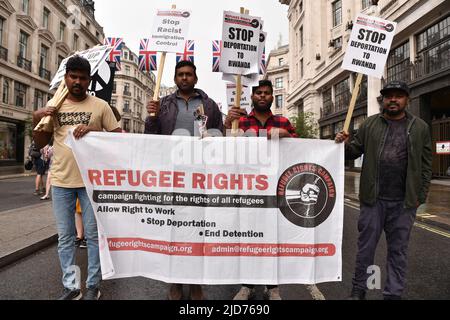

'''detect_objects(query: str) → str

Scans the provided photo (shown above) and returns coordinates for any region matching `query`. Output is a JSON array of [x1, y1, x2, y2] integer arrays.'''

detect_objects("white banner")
[[66, 133, 344, 284], [50, 45, 112, 90], [220, 11, 262, 75], [342, 14, 397, 78], [226, 83, 252, 114], [149, 9, 191, 53]]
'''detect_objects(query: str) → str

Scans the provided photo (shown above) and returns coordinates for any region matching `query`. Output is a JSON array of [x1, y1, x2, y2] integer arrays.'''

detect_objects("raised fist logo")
[[300, 183, 320, 205]]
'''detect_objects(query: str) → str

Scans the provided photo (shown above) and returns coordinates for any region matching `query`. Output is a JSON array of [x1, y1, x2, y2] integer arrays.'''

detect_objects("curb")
[[0, 234, 58, 269], [0, 173, 37, 181]]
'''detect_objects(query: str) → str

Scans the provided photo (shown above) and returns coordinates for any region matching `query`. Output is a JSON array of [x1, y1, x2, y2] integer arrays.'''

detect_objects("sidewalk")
[[345, 171, 450, 231], [0, 172, 449, 269]]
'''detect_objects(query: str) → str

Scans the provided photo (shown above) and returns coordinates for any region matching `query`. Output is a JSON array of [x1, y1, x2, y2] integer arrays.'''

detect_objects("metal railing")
[[17, 56, 31, 71], [39, 67, 51, 81]]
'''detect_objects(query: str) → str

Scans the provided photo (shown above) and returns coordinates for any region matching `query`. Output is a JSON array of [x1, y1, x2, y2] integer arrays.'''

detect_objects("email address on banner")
[[108, 238, 335, 257]]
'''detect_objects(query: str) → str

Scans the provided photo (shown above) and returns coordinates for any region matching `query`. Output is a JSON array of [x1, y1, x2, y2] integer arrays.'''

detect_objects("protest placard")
[[149, 9, 191, 53], [226, 84, 252, 114], [342, 14, 397, 79]]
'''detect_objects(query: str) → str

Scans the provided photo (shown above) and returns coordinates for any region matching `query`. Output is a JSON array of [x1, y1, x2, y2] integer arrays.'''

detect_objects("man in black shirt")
[[335, 81, 432, 300]]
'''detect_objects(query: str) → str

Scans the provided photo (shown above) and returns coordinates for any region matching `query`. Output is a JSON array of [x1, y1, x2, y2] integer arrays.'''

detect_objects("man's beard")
[[253, 102, 272, 112], [384, 103, 406, 116]]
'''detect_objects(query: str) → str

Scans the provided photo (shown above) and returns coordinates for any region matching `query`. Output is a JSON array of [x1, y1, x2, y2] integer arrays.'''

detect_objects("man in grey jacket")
[[335, 81, 432, 300], [145, 60, 223, 300]]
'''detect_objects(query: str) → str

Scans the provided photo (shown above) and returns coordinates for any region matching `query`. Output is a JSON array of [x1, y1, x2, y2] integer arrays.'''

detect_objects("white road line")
[[306, 284, 326, 300], [414, 222, 450, 238]]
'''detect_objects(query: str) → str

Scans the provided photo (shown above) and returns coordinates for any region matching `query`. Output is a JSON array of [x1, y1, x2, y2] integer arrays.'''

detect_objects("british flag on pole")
[[212, 40, 222, 72], [259, 46, 267, 75], [139, 39, 157, 72], [104, 37, 123, 70], [176, 40, 195, 64]]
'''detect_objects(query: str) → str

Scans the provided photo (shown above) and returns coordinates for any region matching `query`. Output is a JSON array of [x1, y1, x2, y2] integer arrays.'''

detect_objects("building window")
[[19, 31, 28, 58], [57, 55, 64, 68], [275, 77, 283, 89], [123, 119, 130, 132], [86, 21, 90, 30], [275, 95, 283, 109], [361, 0, 371, 10], [0, 121, 18, 160], [334, 36, 343, 50], [22, 0, 29, 14], [0, 17, 5, 46], [300, 59, 304, 77], [125, 66, 130, 75], [334, 78, 350, 112], [278, 57, 284, 66], [73, 34, 79, 50], [110, 99, 116, 107], [334, 121, 344, 135], [322, 88, 332, 116], [124, 51, 129, 60], [124, 83, 131, 95], [34, 89, 45, 111], [321, 125, 332, 138], [416, 16, 450, 75], [332, 0, 342, 27], [14, 82, 27, 107], [300, 26, 304, 49], [2, 79, 9, 104], [387, 42, 410, 82], [59, 22, 65, 41], [124, 100, 130, 112], [299, 0, 303, 13], [43, 7, 50, 29], [40, 45, 48, 69], [96, 31, 100, 39]]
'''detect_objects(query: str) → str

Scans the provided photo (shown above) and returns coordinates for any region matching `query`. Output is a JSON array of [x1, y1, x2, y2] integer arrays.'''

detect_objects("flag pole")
[[232, 7, 246, 135], [150, 4, 176, 116]]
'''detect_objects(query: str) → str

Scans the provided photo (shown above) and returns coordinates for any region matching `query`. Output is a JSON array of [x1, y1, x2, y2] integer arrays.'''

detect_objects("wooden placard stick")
[[150, 4, 177, 117], [34, 80, 68, 132], [231, 7, 247, 135], [343, 73, 363, 135]]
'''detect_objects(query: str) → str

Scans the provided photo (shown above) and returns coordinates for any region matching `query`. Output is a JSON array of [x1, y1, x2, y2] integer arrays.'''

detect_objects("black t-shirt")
[[378, 117, 408, 201]]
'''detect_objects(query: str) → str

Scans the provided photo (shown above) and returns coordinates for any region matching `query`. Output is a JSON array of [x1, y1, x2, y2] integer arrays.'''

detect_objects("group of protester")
[[32, 55, 431, 300]]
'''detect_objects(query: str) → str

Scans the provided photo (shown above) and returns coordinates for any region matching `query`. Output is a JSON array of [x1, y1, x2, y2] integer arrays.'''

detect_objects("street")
[[0, 176, 46, 212], [0, 193, 449, 300]]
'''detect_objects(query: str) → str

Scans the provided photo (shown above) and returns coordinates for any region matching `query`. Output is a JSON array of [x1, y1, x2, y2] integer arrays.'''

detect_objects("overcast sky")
[[94, 0, 289, 110]]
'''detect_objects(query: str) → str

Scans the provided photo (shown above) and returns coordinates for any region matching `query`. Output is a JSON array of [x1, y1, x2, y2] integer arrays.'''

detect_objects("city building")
[[280, 0, 450, 176], [264, 44, 291, 117], [110, 44, 155, 133], [0, 0, 105, 173]]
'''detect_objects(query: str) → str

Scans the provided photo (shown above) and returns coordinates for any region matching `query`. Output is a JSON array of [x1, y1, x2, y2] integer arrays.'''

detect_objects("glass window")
[[278, 57, 284, 66], [34, 89, 45, 111], [22, 0, 29, 14], [275, 77, 283, 89], [0, 121, 18, 161], [0, 17, 4, 46], [334, 36, 343, 50], [59, 22, 65, 41], [73, 34, 79, 50], [322, 88, 332, 116], [332, 0, 342, 27], [361, 0, 371, 10], [43, 7, 50, 29], [275, 95, 283, 109], [2, 79, 9, 104], [334, 78, 350, 112], [124, 100, 130, 112], [19, 31, 28, 58], [14, 81, 27, 107], [110, 99, 116, 107], [387, 42, 410, 82], [334, 121, 344, 134], [40, 45, 48, 69]]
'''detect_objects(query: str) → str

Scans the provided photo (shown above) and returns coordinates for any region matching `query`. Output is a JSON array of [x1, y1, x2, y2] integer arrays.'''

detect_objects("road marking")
[[345, 203, 360, 211], [306, 284, 325, 300], [414, 222, 450, 238], [417, 213, 437, 218]]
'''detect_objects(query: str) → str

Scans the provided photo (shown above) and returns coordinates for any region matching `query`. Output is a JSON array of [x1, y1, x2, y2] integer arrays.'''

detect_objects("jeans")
[[52, 186, 101, 290], [352, 200, 416, 297]]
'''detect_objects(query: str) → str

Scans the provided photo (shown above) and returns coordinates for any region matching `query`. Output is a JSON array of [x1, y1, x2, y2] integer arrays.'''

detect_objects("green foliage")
[[291, 112, 319, 139]]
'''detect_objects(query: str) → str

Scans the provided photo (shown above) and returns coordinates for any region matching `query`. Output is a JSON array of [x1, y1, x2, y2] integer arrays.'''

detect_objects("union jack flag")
[[138, 39, 157, 72], [259, 46, 267, 75], [212, 40, 222, 72], [176, 40, 195, 64], [104, 37, 123, 70]]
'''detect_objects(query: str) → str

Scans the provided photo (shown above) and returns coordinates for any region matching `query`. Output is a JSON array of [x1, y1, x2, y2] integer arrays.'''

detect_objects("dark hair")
[[174, 60, 197, 78], [252, 80, 273, 95], [66, 55, 91, 76]]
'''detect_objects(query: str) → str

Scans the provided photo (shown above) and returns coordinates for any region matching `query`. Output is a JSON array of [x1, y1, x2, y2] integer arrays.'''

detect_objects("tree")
[[291, 112, 319, 139]]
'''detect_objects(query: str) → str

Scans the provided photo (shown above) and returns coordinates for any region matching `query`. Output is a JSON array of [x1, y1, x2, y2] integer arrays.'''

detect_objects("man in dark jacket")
[[145, 60, 223, 300], [335, 81, 432, 300]]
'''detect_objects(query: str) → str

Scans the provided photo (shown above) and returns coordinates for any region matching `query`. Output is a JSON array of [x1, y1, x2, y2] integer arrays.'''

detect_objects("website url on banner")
[[108, 238, 335, 257]]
